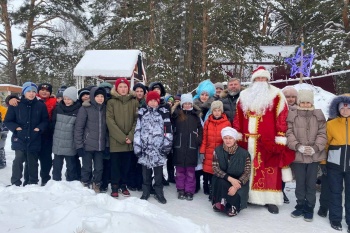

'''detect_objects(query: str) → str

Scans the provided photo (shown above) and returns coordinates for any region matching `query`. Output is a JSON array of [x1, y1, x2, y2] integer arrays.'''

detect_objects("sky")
[[0, 84, 340, 233]]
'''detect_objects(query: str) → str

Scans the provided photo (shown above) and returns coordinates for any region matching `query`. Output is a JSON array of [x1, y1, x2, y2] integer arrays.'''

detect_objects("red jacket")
[[199, 113, 231, 174], [37, 95, 57, 120]]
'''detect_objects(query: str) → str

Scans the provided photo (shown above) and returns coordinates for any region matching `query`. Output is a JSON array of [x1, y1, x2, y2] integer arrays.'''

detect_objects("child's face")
[[148, 99, 159, 108], [212, 108, 222, 118], [57, 97, 63, 103], [340, 107, 350, 117], [95, 94, 105, 104], [285, 95, 297, 106], [117, 83, 129, 96], [81, 94, 90, 102], [182, 102, 192, 110], [63, 97, 73, 106], [135, 87, 144, 100], [299, 102, 312, 109], [25, 90, 36, 100], [153, 88, 161, 96], [200, 92, 209, 103]]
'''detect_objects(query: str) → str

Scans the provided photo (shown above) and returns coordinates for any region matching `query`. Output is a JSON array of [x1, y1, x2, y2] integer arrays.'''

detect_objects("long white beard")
[[240, 82, 273, 115]]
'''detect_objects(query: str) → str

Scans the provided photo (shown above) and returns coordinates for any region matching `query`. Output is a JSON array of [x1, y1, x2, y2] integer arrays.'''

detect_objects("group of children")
[[2, 79, 350, 232]]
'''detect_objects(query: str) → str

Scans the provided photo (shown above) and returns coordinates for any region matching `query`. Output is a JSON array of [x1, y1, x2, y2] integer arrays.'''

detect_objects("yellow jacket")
[[0, 105, 7, 121]]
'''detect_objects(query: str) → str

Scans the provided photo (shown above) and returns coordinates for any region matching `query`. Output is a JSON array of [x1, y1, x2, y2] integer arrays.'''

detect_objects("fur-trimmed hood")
[[171, 101, 202, 118], [329, 93, 350, 119], [149, 82, 166, 97]]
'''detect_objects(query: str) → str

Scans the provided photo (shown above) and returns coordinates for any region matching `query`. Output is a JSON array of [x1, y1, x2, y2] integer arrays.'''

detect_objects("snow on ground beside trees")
[[0, 84, 340, 233]]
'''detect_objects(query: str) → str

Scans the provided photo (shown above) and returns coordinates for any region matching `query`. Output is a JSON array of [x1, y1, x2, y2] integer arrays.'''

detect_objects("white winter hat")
[[251, 66, 271, 82], [180, 93, 193, 106], [221, 127, 238, 140], [63, 86, 78, 102], [297, 89, 314, 105]]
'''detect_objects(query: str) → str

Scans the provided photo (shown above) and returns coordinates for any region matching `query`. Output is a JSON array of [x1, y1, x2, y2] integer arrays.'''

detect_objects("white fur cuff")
[[236, 132, 243, 141], [275, 136, 287, 145], [282, 167, 293, 182]]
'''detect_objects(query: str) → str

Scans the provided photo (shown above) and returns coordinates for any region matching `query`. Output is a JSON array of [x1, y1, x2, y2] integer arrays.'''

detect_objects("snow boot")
[[111, 184, 119, 198], [330, 221, 342, 231], [119, 185, 131, 197], [185, 192, 193, 201], [317, 205, 328, 218], [92, 183, 101, 194], [226, 205, 238, 217], [291, 202, 304, 218], [140, 184, 150, 200], [154, 194, 167, 204], [178, 189, 185, 200], [266, 204, 279, 214], [303, 204, 314, 222]]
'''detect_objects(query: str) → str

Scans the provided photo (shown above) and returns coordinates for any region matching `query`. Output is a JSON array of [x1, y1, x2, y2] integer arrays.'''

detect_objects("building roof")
[[73, 50, 141, 77]]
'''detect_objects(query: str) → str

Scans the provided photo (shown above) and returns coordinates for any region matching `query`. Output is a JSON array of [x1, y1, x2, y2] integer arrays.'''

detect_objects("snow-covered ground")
[[0, 83, 340, 233]]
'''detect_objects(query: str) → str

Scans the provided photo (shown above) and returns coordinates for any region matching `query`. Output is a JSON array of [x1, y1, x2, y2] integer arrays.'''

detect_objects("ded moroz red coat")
[[199, 113, 231, 174], [233, 85, 295, 206]]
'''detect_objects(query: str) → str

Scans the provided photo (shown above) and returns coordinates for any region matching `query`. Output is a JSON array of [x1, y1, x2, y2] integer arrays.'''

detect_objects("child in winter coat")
[[75, 87, 107, 193], [134, 91, 173, 204], [193, 80, 216, 193], [286, 89, 327, 222], [106, 78, 139, 198], [325, 93, 350, 232], [4, 82, 49, 186], [199, 101, 231, 199], [172, 93, 203, 200], [52, 87, 81, 182]]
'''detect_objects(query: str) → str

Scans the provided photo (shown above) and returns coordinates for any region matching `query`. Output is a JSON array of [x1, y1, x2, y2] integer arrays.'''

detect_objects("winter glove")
[[303, 146, 315, 156], [297, 145, 305, 153], [77, 148, 85, 157], [320, 164, 327, 176]]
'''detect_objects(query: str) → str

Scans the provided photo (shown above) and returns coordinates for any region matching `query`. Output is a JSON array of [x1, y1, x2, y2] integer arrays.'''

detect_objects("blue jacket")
[[4, 96, 49, 152]]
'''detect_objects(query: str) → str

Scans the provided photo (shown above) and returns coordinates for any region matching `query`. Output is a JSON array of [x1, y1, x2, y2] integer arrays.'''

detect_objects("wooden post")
[[299, 35, 304, 83]]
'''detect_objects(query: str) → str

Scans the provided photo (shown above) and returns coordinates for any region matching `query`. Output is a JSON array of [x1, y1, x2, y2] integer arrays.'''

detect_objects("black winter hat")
[[38, 83, 53, 94], [133, 83, 147, 93], [78, 87, 90, 102]]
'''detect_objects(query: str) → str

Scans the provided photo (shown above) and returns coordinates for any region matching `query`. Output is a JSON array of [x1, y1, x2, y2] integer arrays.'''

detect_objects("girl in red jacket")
[[199, 101, 231, 199]]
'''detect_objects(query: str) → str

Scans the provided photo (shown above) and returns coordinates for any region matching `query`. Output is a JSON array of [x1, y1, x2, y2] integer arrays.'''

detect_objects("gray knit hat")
[[214, 82, 224, 90], [297, 89, 314, 105], [63, 86, 78, 102], [210, 100, 223, 112], [180, 93, 193, 106]]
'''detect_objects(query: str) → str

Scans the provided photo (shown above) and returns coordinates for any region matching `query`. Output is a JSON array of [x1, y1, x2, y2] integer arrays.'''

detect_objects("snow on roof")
[[244, 45, 298, 63], [73, 50, 141, 77]]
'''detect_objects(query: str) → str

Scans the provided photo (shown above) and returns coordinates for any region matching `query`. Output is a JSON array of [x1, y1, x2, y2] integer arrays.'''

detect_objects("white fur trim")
[[251, 69, 271, 82], [236, 132, 243, 141], [248, 189, 283, 206], [282, 167, 293, 182], [275, 136, 287, 145], [248, 116, 258, 134]]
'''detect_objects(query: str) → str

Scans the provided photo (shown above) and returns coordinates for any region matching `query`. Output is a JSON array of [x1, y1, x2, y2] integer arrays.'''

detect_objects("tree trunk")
[[149, 0, 155, 64], [186, 0, 194, 70], [343, 0, 349, 32], [177, 1, 186, 95], [201, 0, 209, 73], [261, 6, 270, 36], [0, 1, 17, 84]]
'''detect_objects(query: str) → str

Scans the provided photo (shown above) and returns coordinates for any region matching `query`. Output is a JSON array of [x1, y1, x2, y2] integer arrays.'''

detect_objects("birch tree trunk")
[[201, 0, 209, 73], [178, 1, 186, 95]]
